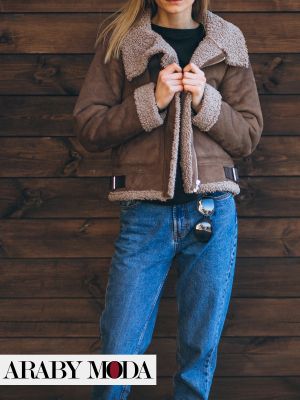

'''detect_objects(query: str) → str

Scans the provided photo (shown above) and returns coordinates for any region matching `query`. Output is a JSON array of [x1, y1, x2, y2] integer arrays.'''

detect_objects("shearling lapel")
[[120, 7, 249, 82]]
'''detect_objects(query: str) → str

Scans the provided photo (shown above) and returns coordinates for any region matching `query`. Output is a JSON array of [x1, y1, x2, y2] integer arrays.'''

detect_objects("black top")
[[145, 21, 206, 205]]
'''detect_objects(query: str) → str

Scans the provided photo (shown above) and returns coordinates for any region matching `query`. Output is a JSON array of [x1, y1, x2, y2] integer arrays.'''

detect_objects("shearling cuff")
[[133, 82, 167, 132], [192, 83, 222, 131]]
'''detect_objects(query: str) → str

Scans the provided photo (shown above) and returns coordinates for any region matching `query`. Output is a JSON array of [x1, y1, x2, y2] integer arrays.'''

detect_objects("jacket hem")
[[108, 190, 169, 202], [107, 181, 240, 202], [197, 180, 240, 196]]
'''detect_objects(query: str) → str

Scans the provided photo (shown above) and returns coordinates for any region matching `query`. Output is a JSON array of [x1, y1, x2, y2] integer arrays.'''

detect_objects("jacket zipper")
[[191, 55, 226, 193]]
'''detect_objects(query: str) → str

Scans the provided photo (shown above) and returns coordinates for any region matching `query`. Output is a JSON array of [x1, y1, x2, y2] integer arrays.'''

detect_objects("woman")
[[73, 0, 263, 399]]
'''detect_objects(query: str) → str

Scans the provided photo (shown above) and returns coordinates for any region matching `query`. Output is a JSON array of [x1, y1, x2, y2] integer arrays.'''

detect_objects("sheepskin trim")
[[166, 91, 181, 198], [179, 91, 194, 192], [190, 36, 225, 69], [108, 189, 169, 202], [197, 181, 240, 196], [192, 83, 222, 131], [108, 181, 240, 202], [120, 9, 179, 82], [133, 82, 167, 132], [120, 7, 249, 82], [205, 10, 249, 68]]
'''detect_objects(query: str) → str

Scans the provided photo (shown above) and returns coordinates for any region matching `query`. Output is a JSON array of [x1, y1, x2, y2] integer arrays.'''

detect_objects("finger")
[[170, 84, 184, 92], [166, 72, 183, 80], [164, 62, 182, 73], [183, 62, 201, 74], [183, 84, 198, 92], [183, 70, 205, 79], [167, 80, 185, 88], [182, 77, 206, 85]]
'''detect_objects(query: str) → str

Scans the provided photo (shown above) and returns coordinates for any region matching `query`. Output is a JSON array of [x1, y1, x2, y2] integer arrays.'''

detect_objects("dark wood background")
[[0, 1, 300, 398]]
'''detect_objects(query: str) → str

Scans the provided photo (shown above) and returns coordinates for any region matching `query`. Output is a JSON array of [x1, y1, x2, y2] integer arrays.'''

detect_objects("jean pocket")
[[207, 191, 233, 201]]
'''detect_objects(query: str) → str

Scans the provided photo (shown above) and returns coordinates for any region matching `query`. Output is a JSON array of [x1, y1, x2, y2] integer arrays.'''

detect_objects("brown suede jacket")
[[73, 7, 264, 202]]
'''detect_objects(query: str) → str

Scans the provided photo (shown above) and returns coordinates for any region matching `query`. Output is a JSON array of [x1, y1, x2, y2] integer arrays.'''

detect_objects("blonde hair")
[[95, 0, 210, 63]]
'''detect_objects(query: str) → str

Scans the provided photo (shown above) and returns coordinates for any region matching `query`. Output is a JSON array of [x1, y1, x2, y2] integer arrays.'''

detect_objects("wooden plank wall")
[[0, 1, 300, 398]]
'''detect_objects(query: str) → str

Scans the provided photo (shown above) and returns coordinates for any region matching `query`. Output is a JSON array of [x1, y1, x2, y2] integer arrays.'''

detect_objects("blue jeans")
[[91, 191, 238, 400]]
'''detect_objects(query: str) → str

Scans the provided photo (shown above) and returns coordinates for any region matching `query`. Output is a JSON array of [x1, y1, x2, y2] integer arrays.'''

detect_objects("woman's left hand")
[[182, 62, 206, 113]]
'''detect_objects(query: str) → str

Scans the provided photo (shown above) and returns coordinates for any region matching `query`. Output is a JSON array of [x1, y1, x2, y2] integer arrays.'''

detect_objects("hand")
[[154, 63, 183, 111], [182, 62, 206, 113]]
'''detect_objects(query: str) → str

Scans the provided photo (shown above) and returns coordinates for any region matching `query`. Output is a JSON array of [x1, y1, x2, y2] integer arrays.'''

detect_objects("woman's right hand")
[[154, 63, 183, 111]]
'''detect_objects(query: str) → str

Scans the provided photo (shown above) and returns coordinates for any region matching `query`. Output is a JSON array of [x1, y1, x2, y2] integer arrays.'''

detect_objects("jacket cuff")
[[192, 83, 222, 131], [133, 82, 167, 132]]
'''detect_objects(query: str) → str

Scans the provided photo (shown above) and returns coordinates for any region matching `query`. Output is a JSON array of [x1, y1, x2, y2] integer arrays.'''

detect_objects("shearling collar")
[[120, 7, 249, 82]]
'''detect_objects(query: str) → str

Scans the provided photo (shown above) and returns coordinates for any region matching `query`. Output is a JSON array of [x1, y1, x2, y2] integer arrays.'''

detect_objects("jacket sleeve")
[[73, 38, 167, 153], [191, 61, 264, 159]]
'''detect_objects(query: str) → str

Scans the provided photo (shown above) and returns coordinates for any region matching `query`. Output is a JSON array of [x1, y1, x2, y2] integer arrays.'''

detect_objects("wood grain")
[[0, 54, 299, 95], [1, 258, 299, 298], [0, 13, 299, 53], [0, 298, 299, 337], [0, 136, 299, 177], [1, 0, 300, 12], [0, 337, 299, 376], [0, 218, 299, 258], [0, 3, 299, 397], [1, 177, 300, 218], [1, 96, 299, 136], [0, 377, 300, 400]]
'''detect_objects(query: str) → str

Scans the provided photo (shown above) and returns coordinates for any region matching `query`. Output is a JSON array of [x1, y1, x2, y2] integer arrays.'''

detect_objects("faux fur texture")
[[108, 181, 240, 202], [192, 83, 223, 131], [108, 189, 172, 202], [133, 82, 167, 132], [180, 91, 194, 192], [109, 7, 249, 201], [166, 90, 181, 198], [120, 7, 249, 82], [197, 180, 240, 195]]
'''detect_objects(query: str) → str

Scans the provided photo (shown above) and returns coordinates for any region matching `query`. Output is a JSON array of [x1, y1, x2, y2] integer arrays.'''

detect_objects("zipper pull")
[[192, 179, 201, 192]]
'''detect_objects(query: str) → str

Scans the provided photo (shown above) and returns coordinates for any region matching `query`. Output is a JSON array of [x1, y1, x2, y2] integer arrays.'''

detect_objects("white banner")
[[0, 354, 157, 385]]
